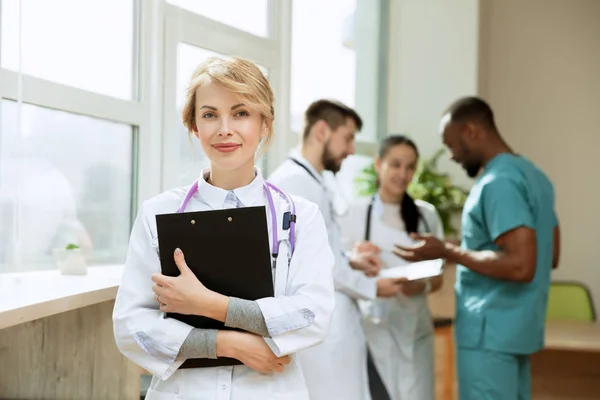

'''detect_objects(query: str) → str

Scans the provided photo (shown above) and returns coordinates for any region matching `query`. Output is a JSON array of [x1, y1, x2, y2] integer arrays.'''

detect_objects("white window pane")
[[290, 0, 357, 132], [168, 0, 269, 37], [1, 0, 135, 100], [0, 101, 134, 273], [177, 45, 225, 109], [171, 44, 268, 186], [176, 44, 269, 107]]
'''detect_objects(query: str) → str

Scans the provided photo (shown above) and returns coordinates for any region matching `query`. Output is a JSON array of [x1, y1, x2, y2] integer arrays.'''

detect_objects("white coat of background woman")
[[341, 135, 444, 400], [113, 57, 335, 400]]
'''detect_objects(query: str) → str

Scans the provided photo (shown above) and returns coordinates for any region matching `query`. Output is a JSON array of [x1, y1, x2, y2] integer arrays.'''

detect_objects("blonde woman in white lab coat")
[[113, 57, 335, 400], [341, 135, 444, 400]]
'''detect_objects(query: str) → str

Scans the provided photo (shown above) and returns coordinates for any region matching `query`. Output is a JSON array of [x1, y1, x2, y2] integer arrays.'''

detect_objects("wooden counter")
[[0, 266, 140, 399]]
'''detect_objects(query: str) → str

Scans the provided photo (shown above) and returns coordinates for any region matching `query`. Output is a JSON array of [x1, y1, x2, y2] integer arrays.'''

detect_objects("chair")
[[546, 281, 596, 322]]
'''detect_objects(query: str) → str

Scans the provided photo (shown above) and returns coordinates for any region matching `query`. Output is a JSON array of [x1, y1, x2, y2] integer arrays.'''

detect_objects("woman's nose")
[[396, 169, 407, 181], [218, 120, 234, 136]]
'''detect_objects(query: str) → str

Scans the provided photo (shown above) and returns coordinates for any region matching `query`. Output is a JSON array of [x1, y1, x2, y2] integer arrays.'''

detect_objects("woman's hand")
[[354, 240, 381, 254], [217, 331, 291, 374], [349, 241, 382, 277], [151, 248, 228, 320]]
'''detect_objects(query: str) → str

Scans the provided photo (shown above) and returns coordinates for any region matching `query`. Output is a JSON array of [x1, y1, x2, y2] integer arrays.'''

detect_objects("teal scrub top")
[[455, 153, 557, 355]]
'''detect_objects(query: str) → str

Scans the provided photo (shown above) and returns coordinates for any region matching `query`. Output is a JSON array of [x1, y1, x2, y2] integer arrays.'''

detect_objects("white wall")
[[479, 0, 600, 312], [386, 0, 480, 190]]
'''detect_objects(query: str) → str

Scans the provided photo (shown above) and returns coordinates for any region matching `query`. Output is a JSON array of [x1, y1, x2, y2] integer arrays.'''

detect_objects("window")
[[0, 0, 141, 274], [167, 0, 269, 37], [289, 0, 387, 212], [1, 0, 135, 99], [0, 101, 134, 273], [290, 0, 357, 133], [290, 0, 386, 146]]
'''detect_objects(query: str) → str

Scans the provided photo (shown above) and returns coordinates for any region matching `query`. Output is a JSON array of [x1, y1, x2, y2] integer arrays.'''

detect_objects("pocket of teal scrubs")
[[455, 313, 485, 349]]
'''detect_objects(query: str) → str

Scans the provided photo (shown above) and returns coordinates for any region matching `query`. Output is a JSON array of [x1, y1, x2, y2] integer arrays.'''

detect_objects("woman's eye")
[[202, 112, 216, 119], [235, 110, 249, 117]]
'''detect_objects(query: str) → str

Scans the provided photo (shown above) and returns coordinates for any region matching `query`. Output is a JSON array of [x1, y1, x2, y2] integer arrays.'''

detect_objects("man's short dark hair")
[[303, 99, 363, 139], [444, 96, 498, 132]]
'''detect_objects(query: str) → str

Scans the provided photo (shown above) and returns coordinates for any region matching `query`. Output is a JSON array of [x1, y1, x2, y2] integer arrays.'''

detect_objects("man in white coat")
[[269, 99, 404, 400]]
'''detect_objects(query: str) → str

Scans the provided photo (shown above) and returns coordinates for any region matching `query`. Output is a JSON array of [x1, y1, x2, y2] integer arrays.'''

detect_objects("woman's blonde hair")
[[181, 57, 275, 153]]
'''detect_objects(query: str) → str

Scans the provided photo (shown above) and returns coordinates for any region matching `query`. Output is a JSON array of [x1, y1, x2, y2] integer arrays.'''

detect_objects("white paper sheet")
[[378, 259, 444, 281]]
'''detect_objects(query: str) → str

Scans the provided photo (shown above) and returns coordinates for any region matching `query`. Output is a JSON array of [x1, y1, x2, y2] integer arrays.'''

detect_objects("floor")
[[433, 328, 458, 400]]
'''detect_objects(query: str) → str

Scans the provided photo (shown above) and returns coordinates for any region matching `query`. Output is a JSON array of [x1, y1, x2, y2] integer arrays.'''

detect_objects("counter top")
[[545, 321, 600, 352], [0, 265, 123, 329]]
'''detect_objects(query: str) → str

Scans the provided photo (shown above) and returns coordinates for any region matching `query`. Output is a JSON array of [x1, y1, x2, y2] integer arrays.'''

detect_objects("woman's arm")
[[178, 329, 218, 359], [224, 298, 270, 337], [151, 253, 271, 337], [148, 201, 335, 360], [177, 328, 291, 374], [113, 202, 195, 381]]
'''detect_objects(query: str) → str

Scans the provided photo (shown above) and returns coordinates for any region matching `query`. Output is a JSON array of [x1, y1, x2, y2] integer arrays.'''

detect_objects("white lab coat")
[[113, 169, 335, 400], [340, 195, 444, 400], [269, 156, 375, 400]]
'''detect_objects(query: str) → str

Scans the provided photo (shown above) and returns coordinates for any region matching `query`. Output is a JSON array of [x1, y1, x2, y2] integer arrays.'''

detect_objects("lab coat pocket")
[[145, 374, 181, 400], [144, 388, 179, 400], [270, 357, 310, 399]]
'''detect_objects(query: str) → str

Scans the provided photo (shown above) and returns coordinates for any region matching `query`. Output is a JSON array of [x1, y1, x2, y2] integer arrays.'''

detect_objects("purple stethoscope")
[[176, 179, 297, 280]]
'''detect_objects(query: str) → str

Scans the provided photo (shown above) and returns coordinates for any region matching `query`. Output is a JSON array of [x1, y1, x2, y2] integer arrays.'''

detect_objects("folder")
[[155, 206, 274, 369], [378, 259, 444, 281]]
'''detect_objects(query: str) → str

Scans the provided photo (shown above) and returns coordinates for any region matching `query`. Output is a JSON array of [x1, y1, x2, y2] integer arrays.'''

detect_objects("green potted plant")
[[53, 243, 87, 275], [355, 148, 469, 237]]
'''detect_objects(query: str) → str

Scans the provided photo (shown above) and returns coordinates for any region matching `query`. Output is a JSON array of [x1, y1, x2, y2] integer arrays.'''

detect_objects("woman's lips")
[[212, 143, 241, 153]]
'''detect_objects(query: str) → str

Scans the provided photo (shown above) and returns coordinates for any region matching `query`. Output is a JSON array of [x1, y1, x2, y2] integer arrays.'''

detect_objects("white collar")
[[289, 152, 326, 186], [196, 167, 265, 209], [372, 193, 402, 217]]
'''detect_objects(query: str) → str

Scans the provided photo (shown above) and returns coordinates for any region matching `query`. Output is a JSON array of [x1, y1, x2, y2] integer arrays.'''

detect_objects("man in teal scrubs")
[[395, 97, 561, 399]]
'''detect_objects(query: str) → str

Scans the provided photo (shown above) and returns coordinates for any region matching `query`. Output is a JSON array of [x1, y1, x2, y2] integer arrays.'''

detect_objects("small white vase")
[[53, 248, 88, 275]]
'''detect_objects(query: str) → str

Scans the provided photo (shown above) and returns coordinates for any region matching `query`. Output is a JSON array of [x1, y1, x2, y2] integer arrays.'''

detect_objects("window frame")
[[0, 0, 148, 272], [0, 0, 389, 273], [0, 0, 148, 210]]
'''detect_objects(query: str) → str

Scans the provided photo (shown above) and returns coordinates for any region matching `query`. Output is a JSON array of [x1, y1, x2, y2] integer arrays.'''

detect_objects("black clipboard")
[[155, 205, 274, 369]]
